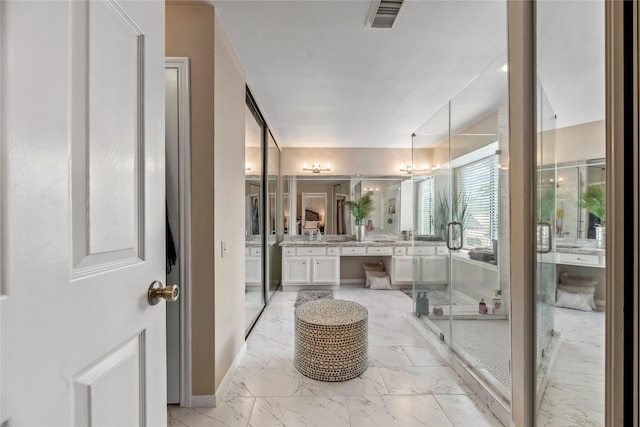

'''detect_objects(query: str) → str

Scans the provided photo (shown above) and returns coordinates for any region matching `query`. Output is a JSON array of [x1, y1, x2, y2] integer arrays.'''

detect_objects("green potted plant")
[[345, 194, 375, 241], [437, 190, 470, 243], [579, 184, 605, 248]]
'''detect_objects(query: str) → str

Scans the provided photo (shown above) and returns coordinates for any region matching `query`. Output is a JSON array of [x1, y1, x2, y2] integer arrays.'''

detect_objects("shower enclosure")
[[410, 52, 518, 402]]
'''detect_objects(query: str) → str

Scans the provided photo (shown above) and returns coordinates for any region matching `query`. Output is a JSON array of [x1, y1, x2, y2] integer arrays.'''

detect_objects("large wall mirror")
[[283, 176, 408, 237], [245, 96, 265, 333], [245, 91, 282, 335], [538, 158, 605, 240], [266, 132, 281, 299]]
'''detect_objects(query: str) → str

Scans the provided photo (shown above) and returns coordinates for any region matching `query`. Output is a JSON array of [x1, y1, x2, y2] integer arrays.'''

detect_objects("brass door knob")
[[148, 281, 180, 305]]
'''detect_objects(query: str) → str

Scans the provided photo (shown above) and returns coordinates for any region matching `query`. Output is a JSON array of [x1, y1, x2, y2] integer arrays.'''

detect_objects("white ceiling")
[[211, 0, 604, 149]]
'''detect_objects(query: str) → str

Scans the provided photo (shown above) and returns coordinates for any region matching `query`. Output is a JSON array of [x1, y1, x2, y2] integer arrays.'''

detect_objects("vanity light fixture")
[[400, 164, 430, 174], [302, 163, 330, 173]]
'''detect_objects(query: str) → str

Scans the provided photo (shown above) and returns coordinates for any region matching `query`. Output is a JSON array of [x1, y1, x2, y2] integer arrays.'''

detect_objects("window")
[[456, 155, 499, 248], [417, 176, 435, 235]]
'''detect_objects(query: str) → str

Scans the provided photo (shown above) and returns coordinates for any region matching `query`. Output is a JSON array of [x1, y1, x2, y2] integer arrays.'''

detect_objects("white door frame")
[[165, 57, 193, 407]]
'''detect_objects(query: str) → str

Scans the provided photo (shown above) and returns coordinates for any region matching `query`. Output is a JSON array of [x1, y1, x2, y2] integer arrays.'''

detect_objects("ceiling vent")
[[366, 0, 404, 29]]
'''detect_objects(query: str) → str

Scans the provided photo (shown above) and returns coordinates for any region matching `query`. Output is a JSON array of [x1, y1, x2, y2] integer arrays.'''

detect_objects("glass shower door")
[[411, 102, 451, 332], [448, 53, 510, 400], [535, 83, 557, 403], [412, 51, 511, 402]]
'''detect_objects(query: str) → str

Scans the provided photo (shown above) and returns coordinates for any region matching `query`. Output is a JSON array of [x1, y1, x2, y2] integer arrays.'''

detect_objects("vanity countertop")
[[245, 235, 277, 247], [554, 238, 605, 256], [279, 234, 444, 247]]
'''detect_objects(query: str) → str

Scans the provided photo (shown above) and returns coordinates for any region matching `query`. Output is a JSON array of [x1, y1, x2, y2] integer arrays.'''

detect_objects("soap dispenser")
[[479, 299, 487, 314]]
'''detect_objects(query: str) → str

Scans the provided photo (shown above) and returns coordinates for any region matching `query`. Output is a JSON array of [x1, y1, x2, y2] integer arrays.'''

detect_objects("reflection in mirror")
[[333, 182, 350, 235], [301, 192, 327, 234], [245, 100, 264, 333], [266, 133, 280, 299], [283, 176, 403, 238], [539, 159, 605, 239], [359, 179, 402, 235]]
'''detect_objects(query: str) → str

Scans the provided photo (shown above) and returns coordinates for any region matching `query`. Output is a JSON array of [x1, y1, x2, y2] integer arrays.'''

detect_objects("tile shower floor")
[[168, 285, 503, 426]]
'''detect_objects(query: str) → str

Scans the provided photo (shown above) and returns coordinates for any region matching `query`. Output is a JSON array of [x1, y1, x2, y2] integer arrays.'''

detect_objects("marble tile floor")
[[536, 306, 605, 426], [168, 285, 503, 427]]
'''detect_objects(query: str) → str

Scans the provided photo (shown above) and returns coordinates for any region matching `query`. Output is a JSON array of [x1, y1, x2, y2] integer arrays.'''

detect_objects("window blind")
[[456, 155, 499, 248], [418, 177, 435, 235]]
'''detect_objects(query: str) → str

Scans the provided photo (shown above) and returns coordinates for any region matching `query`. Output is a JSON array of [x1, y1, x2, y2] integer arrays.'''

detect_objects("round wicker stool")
[[294, 299, 368, 382]]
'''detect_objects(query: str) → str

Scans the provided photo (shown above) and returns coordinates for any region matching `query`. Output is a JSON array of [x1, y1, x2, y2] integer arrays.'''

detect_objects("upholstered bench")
[[294, 299, 368, 382]]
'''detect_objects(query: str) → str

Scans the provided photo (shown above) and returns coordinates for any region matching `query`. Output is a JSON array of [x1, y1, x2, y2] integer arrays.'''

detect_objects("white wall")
[[213, 10, 246, 394]]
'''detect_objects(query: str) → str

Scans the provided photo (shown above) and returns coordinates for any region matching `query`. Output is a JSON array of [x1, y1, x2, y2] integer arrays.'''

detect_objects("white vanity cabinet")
[[312, 257, 340, 283], [556, 252, 604, 268], [390, 256, 415, 283], [387, 245, 448, 285], [283, 257, 311, 284], [282, 242, 448, 289], [245, 246, 262, 285], [419, 256, 448, 283], [282, 246, 339, 287]]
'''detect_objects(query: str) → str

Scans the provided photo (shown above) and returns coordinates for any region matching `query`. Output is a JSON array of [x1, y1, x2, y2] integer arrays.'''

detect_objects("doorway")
[[165, 57, 192, 406]]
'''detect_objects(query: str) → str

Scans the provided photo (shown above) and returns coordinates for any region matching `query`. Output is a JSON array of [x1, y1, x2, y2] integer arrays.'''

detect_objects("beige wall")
[[431, 111, 500, 165], [166, 2, 246, 398], [213, 10, 246, 394], [547, 120, 605, 164], [166, 2, 216, 397]]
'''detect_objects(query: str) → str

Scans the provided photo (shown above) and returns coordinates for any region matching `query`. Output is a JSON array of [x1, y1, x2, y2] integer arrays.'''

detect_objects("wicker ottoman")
[[294, 299, 368, 382]]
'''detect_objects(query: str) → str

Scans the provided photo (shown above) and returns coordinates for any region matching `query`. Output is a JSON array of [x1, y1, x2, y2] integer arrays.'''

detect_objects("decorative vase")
[[596, 225, 605, 249], [355, 225, 366, 241]]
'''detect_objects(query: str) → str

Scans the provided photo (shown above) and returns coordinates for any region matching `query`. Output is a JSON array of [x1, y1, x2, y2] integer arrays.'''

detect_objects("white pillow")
[[559, 272, 598, 287], [365, 270, 387, 288], [557, 284, 597, 310], [555, 288, 594, 312], [362, 261, 385, 272], [304, 220, 318, 229], [369, 275, 392, 290]]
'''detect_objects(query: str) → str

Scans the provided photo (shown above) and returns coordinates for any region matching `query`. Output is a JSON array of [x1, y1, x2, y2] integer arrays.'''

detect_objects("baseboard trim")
[[188, 394, 216, 408], [215, 342, 247, 398]]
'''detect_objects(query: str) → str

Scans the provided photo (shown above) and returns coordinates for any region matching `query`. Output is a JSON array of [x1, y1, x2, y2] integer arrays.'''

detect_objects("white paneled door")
[[1, 1, 168, 425]]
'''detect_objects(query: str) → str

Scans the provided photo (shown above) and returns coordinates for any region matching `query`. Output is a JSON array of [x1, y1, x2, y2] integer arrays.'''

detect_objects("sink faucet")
[[307, 229, 318, 241]]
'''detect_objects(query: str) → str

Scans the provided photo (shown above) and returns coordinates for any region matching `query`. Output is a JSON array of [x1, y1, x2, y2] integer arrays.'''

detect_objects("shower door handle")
[[537, 222, 553, 253], [446, 221, 463, 251]]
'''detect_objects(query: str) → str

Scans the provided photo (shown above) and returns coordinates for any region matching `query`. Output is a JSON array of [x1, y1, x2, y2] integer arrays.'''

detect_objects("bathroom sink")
[[556, 244, 581, 249], [415, 235, 444, 242], [373, 239, 395, 243], [325, 238, 352, 243]]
